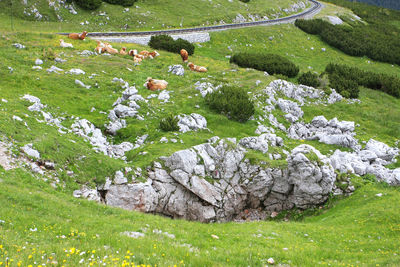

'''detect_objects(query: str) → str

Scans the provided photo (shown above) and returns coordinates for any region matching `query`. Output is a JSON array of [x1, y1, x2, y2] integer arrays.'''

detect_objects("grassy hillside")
[[0, 0, 306, 32], [0, 0, 399, 266], [1, 168, 400, 266]]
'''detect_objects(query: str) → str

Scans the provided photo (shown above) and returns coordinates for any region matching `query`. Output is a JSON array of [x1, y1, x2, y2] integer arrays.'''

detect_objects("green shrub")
[[298, 71, 321, 88], [102, 0, 136, 7], [326, 63, 400, 98], [149, 35, 195, 55], [159, 114, 179, 132], [295, 18, 400, 65], [230, 53, 299, 77], [73, 0, 102, 10], [205, 86, 255, 122], [328, 73, 359, 98], [239, 0, 250, 2]]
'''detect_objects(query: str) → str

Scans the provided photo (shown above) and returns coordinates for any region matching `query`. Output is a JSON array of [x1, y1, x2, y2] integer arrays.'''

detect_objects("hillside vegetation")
[[0, 0, 306, 32], [0, 0, 399, 266]]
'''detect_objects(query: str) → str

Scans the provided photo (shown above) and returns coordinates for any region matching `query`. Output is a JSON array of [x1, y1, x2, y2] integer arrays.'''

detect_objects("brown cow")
[[119, 47, 128, 55], [104, 43, 118, 54], [188, 62, 207, 73], [68, 31, 88, 40], [148, 51, 160, 59], [180, 49, 189, 62], [144, 77, 168, 91]]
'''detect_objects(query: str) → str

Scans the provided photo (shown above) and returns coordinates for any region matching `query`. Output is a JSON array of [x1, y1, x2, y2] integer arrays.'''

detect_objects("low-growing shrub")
[[159, 114, 179, 132], [102, 0, 136, 7], [298, 71, 321, 88], [326, 63, 400, 98], [230, 53, 299, 77], [205, 86, 255, 122], [295, 18, 400, 65], [73, 0, 102, 10], [149, 35, 195, 55], [328, 73, 359, 98]]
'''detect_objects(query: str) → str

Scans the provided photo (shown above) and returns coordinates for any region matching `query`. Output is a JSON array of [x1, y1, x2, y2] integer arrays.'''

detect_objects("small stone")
[[375, 193, 383, 197]]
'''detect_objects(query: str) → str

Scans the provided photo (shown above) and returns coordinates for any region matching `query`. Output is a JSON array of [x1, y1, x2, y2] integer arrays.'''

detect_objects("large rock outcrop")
[[92, 137, 337, 222]]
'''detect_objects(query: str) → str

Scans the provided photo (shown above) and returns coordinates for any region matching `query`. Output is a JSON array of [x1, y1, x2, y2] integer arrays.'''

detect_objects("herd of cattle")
[[59, 31, 208, 90]]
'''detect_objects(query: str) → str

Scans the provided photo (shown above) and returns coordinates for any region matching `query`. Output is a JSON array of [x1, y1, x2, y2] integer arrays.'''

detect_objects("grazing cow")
[[188, 62, 207, 73], [144, 77, 168, 91], [180, 49, 189, 62], [59, 39, 73, 48], [68, 31, 88, 40], [119, 47, 128, 55], [148, 51, 160, 59]]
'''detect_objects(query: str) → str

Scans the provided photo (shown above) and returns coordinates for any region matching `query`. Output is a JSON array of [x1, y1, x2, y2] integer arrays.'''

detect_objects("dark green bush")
[[230, 53, 299, 77], [326, 63, 400, 98], [149, 35, 195, 55], [73, 0, 102, 10], [159, 114, 179, 132], [102, 0, 136, 7], [298, 71, 321, 88], [239, 0, 250, 2], [328, 73, 359, 98], [295, 18, 400, 65], [205, 86, 255, 122]]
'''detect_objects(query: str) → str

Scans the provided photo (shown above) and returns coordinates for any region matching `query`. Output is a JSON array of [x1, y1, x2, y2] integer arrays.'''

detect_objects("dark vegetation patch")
[[230, 53, 299, 77], [325, 63, 400, 98], [149, 35, 195, 55], [205, 86, 255, 122]]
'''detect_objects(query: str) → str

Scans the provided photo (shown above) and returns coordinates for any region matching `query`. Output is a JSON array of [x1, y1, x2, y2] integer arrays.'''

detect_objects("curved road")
[[59, 0, 322, 37]]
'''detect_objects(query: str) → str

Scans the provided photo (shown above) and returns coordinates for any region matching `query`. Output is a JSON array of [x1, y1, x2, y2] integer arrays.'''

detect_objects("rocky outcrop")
[[77, 137, 337, 222], [168, 65, 184, 76], [330, 139, 399, 185], [288, 115, 360, 150], [177, 113, 208, 133]]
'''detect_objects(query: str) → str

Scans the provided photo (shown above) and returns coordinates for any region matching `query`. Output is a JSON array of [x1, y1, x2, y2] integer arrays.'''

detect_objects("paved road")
[[59, 0, 323, 38]]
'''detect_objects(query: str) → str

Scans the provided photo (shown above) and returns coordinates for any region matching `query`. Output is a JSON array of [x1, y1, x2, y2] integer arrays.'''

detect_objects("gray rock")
[[177, 113, 207, 133], [13, 43, 26, 49], [73, 186, 101, 202], [122, 231, 145, 238], [287, 145, 335, 208], [75, 79, 91, 89], [66, 68, 85, 75], [165, 149, 198, 174], [21, 143, 40, 159], [106, 182, 158, 212], [365, 139, 398, 162], [114, 170, 128, 184], [277, 98, 304, 120], [35, 59, 43, 65], [168, 65, 185, 76], [113, 104, 138, 118], [47, 65, 64, 73]]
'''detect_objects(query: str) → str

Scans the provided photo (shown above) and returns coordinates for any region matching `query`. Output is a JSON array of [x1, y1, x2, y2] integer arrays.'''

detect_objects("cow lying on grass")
[[144, 77, 168, 91], [68, 31, 88, 40], [60, 39, 73, 48], [188, 62, 207, 72]]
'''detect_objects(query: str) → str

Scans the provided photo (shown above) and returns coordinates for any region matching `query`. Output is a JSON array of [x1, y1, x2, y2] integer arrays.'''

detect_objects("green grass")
[[0, 0, 306, 32], [1, 168, 400, 266]]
